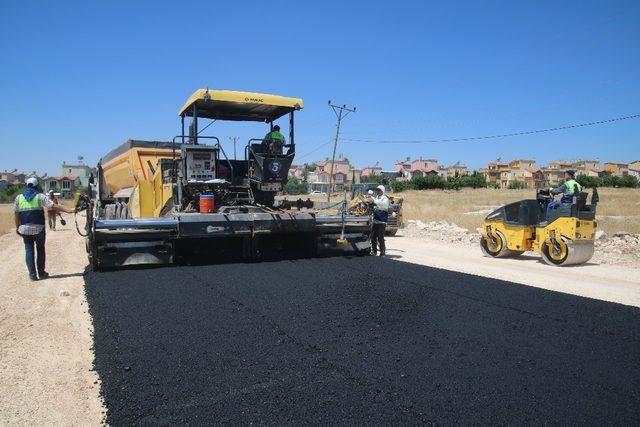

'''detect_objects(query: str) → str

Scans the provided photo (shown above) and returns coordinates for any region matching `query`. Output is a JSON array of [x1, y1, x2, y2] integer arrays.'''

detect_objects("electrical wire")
[[342, 114, 640, 144], [296, 141, 333, 161]]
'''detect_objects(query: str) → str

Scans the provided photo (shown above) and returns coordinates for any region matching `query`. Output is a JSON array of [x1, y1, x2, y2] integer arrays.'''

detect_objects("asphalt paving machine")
[[480, 188, 598, 266], [83, 89, 371, 269]]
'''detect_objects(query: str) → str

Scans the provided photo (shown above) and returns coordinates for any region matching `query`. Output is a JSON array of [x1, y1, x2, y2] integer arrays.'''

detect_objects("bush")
[[283, 177, 308, 195], [575, 173, 638, 189], [508, 180, 526, 190], [0, 184, 25, 203], [576, 174, 599, 188], [361, 174, 388, 185], [392, 172, 489, 192], [446, 173, 487, 190]]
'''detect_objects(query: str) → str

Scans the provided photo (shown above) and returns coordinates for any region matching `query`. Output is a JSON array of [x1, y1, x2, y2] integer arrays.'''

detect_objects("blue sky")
[[1, 0, 638, 175]]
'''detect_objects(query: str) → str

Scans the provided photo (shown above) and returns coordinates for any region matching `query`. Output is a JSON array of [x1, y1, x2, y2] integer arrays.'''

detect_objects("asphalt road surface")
[[85, 256, 640, 425]]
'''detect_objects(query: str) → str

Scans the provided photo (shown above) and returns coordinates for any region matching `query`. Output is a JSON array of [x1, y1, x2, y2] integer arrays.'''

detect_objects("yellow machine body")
[[482, 221, 535, 253]]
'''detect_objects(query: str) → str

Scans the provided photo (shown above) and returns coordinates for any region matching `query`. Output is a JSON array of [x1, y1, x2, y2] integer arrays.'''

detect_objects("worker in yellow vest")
[[14, 177, 74, 281], [546, 170, 583, 221]]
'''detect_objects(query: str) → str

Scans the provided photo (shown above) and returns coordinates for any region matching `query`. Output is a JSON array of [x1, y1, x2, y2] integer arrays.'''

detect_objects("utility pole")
[[327, 101, 356, 202], [229, 136, 239, 159]]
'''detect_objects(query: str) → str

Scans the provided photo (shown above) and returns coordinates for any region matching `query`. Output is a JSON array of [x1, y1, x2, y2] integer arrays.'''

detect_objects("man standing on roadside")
[[47, 190, 59, 230], [14, 177, 74, 281], [368, 185, 390, 256]]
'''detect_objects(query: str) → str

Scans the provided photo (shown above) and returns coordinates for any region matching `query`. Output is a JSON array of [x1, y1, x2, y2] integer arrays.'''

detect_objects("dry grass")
[[0, 204, 15, 235], [401, 188, 640, 235]]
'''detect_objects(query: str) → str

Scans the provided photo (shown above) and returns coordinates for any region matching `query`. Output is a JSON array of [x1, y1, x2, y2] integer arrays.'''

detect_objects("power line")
[[297, 141, 333, 162], [342, 114, 640, 144]]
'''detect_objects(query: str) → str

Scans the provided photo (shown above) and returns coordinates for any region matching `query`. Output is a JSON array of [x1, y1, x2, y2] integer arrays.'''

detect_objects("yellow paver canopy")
[[178, 89, 304, 122]]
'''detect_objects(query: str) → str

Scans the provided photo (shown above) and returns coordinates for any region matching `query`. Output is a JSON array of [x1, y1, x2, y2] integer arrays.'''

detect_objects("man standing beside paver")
[[14, 177, 75, 281], [368, 185, 390, 256]]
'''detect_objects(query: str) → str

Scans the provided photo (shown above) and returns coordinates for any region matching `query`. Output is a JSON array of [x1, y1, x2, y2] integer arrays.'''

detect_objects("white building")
[[62, 157, 93, 188]]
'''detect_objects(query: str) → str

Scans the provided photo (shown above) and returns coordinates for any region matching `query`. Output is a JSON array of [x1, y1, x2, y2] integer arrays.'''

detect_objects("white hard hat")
[[367, 189, 374, 195], [377, 185, 385, 194], [26, 177, 38, 186]]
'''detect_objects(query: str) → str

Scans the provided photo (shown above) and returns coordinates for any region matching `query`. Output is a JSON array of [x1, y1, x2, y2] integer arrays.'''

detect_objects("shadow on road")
[[84, 256, 640, 425]]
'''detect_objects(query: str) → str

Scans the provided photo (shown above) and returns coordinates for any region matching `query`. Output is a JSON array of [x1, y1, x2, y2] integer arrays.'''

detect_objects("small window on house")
[[62, 180, 70, 190], [68, 169, 72, 174]]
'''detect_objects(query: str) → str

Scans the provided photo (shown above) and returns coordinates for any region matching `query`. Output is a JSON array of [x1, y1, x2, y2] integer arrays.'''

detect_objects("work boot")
[[29, 274, 38, 282], [39, 272, 50, 280], [379, 252, 385, 257]]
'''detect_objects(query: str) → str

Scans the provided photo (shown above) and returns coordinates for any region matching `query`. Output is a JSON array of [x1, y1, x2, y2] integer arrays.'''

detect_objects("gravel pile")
[[403, 220, 481, 245], [594, 231, 640, 266]]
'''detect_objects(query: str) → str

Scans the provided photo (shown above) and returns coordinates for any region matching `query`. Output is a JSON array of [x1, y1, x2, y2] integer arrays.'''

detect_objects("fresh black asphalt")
[[85, 256, 640, 425]]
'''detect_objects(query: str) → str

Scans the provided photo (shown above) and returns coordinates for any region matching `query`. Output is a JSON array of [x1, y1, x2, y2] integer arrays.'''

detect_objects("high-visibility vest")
[[16, 193, 45, 225], [565, 179, 582, 195]]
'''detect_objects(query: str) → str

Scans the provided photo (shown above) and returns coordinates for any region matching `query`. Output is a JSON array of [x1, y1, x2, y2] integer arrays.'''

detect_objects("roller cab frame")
[[87, 89, 372, 269]]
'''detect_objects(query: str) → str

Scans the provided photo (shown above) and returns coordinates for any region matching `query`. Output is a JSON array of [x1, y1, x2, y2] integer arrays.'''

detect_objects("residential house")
[[308, 170, 347, 193], [1, 171, 26, 185], [479, 159, 510, 186], [361, 164, 382, 177], [394, 157, 439, 181], [315, 159, 351, 175], [533, 168, 565, 188], [446, 162, 470, 177], [288, 164, 305, 180], [572, 160, 600, 175], [548, 161, 572, 170], [488, 159, 537, 189], [61, 159, 93, 188], [311, 158, 354, 191], [603, 162, 629, 177], [42, 175, 82, 198], [629, 160, 640, 179]]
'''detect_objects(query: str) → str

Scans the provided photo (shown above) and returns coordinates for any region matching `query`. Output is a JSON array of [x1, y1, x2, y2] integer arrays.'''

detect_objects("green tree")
[[508, 180, 526, 190], [283, 177, 308, 195]]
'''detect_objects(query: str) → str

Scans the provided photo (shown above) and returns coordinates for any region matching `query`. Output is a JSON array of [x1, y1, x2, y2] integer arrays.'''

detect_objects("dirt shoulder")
[[386, 233, 640, 308], [0, 226, 104, 425]]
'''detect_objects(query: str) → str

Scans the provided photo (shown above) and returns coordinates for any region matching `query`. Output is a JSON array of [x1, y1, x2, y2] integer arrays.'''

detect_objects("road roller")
[[480, 188, 598, 266]]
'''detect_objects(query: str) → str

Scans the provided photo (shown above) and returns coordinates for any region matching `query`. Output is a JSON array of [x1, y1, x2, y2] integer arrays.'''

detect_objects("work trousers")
[[371, 223, 386, 255], [48, 210, 56, 230], [23, 230, 46, 277]]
